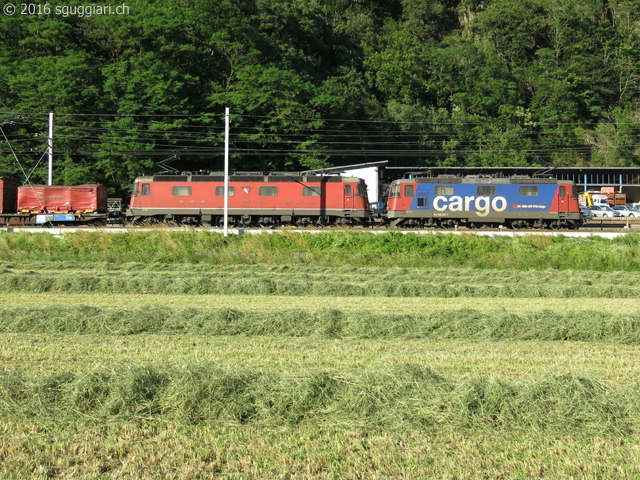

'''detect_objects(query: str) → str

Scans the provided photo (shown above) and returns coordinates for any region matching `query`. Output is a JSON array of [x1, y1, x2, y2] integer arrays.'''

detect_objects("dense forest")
[[1, 0, 640, 197]]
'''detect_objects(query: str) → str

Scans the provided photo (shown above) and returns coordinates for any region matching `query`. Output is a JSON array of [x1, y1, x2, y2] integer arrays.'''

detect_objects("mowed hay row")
[[3, 305, 640, 342], [0, 364, 634, 435], [5, 262, 640, 286], [2, 270, 640, 297]]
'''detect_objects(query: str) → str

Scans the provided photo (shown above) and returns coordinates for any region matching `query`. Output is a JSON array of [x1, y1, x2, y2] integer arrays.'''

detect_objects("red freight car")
[[127, 172, 370, 226], [0, 177, 18, 214], [17, 185, 108, 213], [0, 183, 113, 226]]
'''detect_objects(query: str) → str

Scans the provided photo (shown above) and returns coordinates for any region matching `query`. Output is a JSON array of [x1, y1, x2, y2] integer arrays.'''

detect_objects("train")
[[127, 172, 370, 227], [0, 179, 120, 226], [0, 172, 584, 229], [386, 174, 583, 229]]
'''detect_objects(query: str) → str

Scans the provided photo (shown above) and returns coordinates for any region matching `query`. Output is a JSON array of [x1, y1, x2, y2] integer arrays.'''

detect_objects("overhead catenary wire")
[[0, 124, 46, 211], [29, 111, 640, 127], [1, 112, 637, 163]]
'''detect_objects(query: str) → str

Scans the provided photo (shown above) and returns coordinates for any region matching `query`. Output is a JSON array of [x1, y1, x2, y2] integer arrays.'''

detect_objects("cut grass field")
[[3, 334, 640, 383], [1, 231, 640, 478], [4, 291, 640, 314], [3, 262, 640, 297]]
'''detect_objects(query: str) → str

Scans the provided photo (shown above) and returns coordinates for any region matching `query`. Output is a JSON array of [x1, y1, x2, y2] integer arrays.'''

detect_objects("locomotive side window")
[[519, 186, 539, 196], [259, 186, 278, 197], [434, 186, 454, 196], [404, 185, 414, 197], [345, 185, 352, 195], [477, 186, 496, 196], [172, 186, 192, 196], [141, 183, 150, 196], [215, 186, 235, 196], [302, 186, 321, 197], [559, 186, 566, 197]]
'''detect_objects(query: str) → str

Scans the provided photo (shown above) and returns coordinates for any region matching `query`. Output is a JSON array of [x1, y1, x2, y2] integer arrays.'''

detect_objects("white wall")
[[340, 166, 380, 203]]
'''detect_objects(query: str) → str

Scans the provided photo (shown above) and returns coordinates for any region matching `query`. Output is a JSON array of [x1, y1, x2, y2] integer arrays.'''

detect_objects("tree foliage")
[[1, 0, 640, 196]]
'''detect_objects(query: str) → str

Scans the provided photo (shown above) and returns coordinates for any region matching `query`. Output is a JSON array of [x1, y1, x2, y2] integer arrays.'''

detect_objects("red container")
[[0, 177, 18, 214], [17, 184, 108, 213]]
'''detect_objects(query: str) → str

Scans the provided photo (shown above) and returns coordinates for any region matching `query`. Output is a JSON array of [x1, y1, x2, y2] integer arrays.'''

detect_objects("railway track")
[[3, 220, 640, 238]]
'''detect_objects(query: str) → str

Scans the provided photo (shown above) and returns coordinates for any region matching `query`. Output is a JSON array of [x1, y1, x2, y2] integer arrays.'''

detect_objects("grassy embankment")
[[1, 230, 639, 478], [0, 228, 639, 268]]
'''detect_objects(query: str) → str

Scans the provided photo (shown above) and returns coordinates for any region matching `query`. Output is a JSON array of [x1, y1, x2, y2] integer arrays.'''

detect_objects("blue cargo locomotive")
[[386, 175, 583, 229]]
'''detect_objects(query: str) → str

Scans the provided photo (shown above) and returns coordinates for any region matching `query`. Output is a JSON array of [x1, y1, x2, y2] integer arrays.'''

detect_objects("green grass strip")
[[1, 230, 640, 270]]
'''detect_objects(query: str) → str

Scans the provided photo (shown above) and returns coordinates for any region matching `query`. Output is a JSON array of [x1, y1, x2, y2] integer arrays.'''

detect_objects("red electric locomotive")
[[126, 172, 370, 226]]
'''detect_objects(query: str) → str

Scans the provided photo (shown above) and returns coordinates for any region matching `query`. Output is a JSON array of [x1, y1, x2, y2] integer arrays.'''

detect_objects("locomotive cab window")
[[215, 186, 235, 196], [434, 186, 454, 196], [559, 186, 566, 197], [302, 186, 321, 197], [259, 186, 278, 197], [172, 186, 192, 196], [477, 186, 496, 196], [345, 185, 352, 195], [357, 183, 366, 197], [140, 183, 150, 196], [519, 186, 539, 197], [404, 185, 414, 197]]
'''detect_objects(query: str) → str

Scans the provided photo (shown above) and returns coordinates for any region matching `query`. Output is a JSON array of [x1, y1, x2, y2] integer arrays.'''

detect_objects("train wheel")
[[549, 220, 561, 229], [131, 216, 159, 226]]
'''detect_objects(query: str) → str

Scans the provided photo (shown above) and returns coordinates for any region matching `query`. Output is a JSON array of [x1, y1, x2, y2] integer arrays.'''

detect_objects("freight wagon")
[[0, 180, 118, 226]]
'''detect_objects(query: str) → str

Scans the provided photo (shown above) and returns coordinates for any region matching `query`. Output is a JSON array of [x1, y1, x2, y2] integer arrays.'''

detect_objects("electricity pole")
[[47, 112, 53, 185]]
